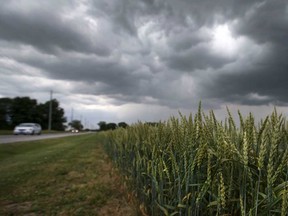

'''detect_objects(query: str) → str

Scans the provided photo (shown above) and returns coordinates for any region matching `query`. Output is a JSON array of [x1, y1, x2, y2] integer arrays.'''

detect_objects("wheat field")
[[104, 104, 288, 216]]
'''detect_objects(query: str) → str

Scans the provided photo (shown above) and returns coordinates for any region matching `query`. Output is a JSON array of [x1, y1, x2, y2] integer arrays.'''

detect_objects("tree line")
[[96, 121, 161, 131], [67, 120, 130, 131], [0, 96, 158, 132], [0, 97, 66, 130], [97, 121, 128, 131]]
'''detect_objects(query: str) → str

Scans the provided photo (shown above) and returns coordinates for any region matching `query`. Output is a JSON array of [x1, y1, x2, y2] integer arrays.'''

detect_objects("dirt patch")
[[96, 198, 135, 216], [1, 201, 35, 215], [95, 156, 139, 215], [67, 170, 85, 179]]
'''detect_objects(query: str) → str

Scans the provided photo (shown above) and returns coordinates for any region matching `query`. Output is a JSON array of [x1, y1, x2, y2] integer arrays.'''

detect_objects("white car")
[[13, 123, 42, 135]]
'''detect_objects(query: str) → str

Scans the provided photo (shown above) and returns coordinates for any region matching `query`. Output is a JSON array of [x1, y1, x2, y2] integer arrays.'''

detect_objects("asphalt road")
[[0, 132, 90, 144]]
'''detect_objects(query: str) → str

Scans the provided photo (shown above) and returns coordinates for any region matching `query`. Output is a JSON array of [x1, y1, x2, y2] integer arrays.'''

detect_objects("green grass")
[[0, 133, 136, 215], [0, 130, 13, 135], [42, 130, 66, 134], [0, 130, 64, 135]]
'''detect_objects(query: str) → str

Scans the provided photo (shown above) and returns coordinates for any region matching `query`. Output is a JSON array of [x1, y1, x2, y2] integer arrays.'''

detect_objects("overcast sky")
[[1, 0, 287, 128]]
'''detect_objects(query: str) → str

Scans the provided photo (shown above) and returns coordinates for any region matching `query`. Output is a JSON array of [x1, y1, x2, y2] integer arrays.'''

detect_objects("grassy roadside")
[[0, 130, 64, 135], [0, 130, 12, 135], [0, 133, 137, 215]]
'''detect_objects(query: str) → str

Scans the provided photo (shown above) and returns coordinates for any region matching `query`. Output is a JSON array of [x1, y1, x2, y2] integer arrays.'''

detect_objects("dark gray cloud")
[[0, 1, 111, 55], [164, 46, 235, 71], [200, 45, 288, 106], [198, 1, 288, 106], [233, 0, 288, 45], [0, 0, 288, 123]]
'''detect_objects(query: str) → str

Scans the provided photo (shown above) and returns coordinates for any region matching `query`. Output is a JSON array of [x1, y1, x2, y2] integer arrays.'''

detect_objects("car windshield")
[[19, 123, 35, 127]]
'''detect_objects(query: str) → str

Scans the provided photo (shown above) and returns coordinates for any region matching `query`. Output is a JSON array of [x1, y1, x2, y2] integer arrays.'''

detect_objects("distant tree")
[[106, 123, 117, 130], [38, 99, 66, 130], [98, 121, 107, 131], [97, 121, 118, 131], [118, 122, 128, 128], [69, 120, 83, 131], [0, 97, 66, 130], [10, 97, 39, 127], [0, 98, 13, 129], [144, 122, 161, 127]]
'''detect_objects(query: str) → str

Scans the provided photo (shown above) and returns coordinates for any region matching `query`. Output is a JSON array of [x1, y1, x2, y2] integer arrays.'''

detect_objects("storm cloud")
[[1, 0, 287, 125]]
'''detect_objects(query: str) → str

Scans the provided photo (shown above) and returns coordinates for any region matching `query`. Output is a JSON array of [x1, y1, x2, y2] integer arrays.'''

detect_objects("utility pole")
[[48, 90, 53, 131], [71, 108, 74, 122]]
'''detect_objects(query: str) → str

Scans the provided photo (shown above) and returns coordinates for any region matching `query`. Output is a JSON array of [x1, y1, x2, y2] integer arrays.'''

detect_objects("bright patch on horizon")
[[248, 93, 271, 101], [211, 24, 239, 57]]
